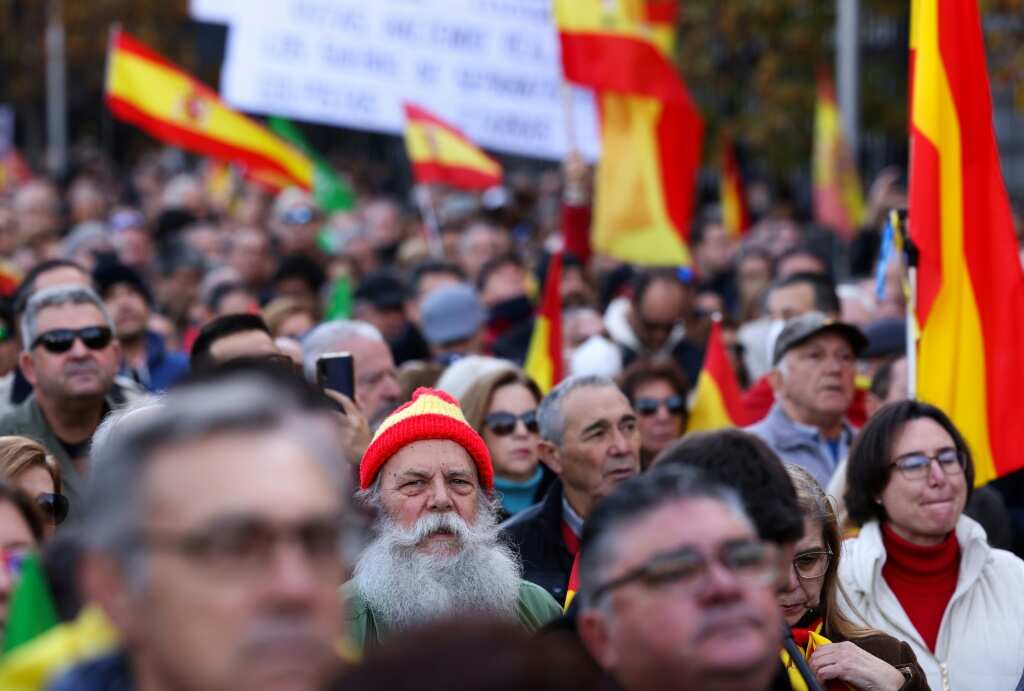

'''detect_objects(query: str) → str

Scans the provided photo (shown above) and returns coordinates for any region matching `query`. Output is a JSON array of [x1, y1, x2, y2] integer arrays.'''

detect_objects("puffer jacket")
[[837, 516, 1024, 690]]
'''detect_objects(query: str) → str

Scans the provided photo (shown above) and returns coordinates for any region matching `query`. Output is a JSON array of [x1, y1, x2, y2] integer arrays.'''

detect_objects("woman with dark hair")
[[839, 400, 1024, 691], [780, 465, 927, 690], [0, 481, 44, 649], [461, 368, 552, 518], [618, 357, 689, 469]]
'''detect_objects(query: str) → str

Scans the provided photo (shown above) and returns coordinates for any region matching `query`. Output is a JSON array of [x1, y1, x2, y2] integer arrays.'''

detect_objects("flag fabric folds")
[[402, 104, 502, 191], [524, 251, 564, 395], [2, 555, 59, 654], [554, 0, 702, 266], [910, 0, 1024, 484], [269, 117, 356, 212], [686, 319, 751, 432], [105, 29, 314, 190], [719, 136, 751, 239], [812, 71, 865, 239]]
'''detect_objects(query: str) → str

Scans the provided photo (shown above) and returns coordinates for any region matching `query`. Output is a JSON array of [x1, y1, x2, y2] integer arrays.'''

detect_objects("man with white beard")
[[343, 387, 562, 648]]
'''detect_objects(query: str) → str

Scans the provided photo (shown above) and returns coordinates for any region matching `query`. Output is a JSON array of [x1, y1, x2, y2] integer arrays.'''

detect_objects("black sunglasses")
[[37, 492, 69, 525], [634, 395, 685, 417], [31, 326, 113, 354], [483, 410, 539, 436]]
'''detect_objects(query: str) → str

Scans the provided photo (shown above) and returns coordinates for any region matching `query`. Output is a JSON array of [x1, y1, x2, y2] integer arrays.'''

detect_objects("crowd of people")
[[0, 144, 1020, 691]]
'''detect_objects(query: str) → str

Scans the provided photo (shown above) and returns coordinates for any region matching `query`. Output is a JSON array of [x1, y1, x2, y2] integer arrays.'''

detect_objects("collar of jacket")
[[763, 404, 853, 452]]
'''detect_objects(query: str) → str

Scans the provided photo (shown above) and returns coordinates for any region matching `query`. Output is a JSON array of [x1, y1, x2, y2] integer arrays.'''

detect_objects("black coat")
[[499, 481, 575, 605]]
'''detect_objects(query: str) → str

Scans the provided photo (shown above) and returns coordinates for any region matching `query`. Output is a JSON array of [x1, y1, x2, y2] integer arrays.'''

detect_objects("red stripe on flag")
[[541, 252, 564, 388], [909, 127, 942, 326], [410, 162, 500, 191], [657, 101, 703, 243], [558, 32, 688, 104]]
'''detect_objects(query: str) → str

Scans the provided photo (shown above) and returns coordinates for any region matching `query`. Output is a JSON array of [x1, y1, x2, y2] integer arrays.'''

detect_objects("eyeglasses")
[[31, 326, 113, 354], [37, 492, 69, 525], [590, 538, 778, 602], [139, 515, 344, 576], [634, 395, 685, 417], [791, 549, 832, 580], [483, 410, 539, 436], [890, 448, 965, 481]]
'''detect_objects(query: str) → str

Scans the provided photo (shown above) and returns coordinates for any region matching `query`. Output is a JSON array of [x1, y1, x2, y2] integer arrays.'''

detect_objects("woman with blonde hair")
[[779, 464, 927, 690], [461, 368, 552, 519], [0, 435, 68, 536]]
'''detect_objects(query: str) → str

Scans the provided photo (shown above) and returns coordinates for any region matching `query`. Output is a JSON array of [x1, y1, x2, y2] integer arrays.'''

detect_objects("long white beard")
[[353, 505, 523, 631]]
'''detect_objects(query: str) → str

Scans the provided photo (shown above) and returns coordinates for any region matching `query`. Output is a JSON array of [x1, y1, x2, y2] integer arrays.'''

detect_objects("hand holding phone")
[[316, 352, 355, 407]]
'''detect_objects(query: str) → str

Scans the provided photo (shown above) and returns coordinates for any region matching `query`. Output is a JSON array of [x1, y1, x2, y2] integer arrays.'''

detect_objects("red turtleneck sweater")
[[881, 522, 960, 652]]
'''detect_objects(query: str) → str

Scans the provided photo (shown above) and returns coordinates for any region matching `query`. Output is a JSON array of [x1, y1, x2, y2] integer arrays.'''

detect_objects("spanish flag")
[[686, 318, 751, 432], [563, 552, 580, 612], [812, 70, 865, 239], [719, 136, 751, 239], [911, 0, 1024, 484], [402, 103, 502, 191], [554, 0, 702, 266], [524, 251, 564, 395], [105, 29, 313, 190]]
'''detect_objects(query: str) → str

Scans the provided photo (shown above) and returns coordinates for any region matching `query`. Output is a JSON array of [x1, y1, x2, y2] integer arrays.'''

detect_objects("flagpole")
[[895, 208, 918, 399], [415, 184, 444, 259], [561, 83, 578, 154]]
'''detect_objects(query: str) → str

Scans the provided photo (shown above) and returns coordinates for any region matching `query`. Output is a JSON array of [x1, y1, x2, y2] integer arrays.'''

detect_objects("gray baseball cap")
[[772, 311, 868, 366], [421, 283, 485, 345]]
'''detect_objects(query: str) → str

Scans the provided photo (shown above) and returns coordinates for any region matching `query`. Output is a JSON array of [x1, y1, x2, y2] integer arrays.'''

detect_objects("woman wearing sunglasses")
[[780, 464, 927, 690], [0, 481, 44, 649], [0, 436, 69, 537], [618, 358, 689, 469], [839, 401, 1024, 691], [461, 368, 553, 519]]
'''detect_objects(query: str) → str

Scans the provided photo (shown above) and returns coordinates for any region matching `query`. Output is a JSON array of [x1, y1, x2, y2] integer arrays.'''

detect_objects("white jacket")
[[837, 516, 1024, 691]]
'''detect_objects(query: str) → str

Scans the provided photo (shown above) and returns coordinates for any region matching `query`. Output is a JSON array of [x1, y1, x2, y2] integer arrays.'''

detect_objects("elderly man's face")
[[100, 432, 344, 691], [377, 440, 480, 553], [579, 498, 782, 691], [343, 336, 401, 429], [22, 303, 120, 404], [543, 386, 640, 518], [773, 333, 856, 424]]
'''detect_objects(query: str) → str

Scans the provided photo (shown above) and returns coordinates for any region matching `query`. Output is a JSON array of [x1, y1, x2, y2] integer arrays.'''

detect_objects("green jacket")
[[341, 579, 562, 651]]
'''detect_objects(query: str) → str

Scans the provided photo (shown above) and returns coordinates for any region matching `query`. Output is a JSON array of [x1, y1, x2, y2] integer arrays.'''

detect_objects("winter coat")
[[838, 516, 1024, 691], [499, 481, 575, 604]]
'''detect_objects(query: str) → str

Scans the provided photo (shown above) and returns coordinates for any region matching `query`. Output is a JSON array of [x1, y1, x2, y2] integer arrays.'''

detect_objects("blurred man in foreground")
[[59, 373, 350, 691]]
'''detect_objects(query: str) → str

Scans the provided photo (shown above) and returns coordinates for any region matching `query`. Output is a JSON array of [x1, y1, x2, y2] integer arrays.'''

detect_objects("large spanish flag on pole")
[[812, 70, 865, 239], [720, 135, 751, 239], [524, 251, 564, 395], [554, 0, 702, 266], [402, 103, 502, 191], [911, 0, 1024, 484], [104, 29, 313, 190], [687, 318, 752, 432]]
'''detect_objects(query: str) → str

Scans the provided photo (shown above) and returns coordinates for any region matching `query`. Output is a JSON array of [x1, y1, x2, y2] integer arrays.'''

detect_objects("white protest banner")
[[191, 0, 600, 161]]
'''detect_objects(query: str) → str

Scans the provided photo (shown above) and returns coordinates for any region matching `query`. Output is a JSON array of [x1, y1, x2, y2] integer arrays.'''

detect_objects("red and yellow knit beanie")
[[359, 387, 494, 492]]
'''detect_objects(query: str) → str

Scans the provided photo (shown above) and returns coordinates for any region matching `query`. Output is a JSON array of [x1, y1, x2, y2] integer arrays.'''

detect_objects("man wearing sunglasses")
[[577, 465, 783, 691], [0, 285, 125, 522]]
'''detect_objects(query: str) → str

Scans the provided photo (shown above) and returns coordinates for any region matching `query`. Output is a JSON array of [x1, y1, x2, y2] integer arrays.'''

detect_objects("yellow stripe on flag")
[[686, 371, 736, 432], [404, 121, 501, 179]]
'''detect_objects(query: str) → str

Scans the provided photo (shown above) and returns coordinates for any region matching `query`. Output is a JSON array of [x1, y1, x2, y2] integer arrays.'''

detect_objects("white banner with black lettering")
[[192, 0, 600, 161]]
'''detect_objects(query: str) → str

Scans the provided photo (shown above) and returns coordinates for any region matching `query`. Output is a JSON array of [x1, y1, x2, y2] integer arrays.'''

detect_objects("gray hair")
[[537, 374, 616, 446], [577, 464, 752, 611], [20, 284, 115, 350], [90, 394, 164, 465], [302, 319, 384, 381], [82, 374, 349, 587]]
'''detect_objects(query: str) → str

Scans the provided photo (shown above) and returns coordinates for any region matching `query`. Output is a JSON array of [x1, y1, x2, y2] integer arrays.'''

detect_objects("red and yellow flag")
[[554, 0, 702, 266], [687, 319, 751, 432], [524, 251, 564, 395], [402, 103, 502, 191], [719, 136, 751, 239], [812, 71, 865, 239], [911, 0, 1024, 484], [564, 552, 580, 612]]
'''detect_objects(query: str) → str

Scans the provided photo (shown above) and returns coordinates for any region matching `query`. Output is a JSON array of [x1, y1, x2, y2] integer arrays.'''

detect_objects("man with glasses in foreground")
[[54, 373, 351, 691], [576, 464, 783, 691], [0, 285, 127, 521]]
